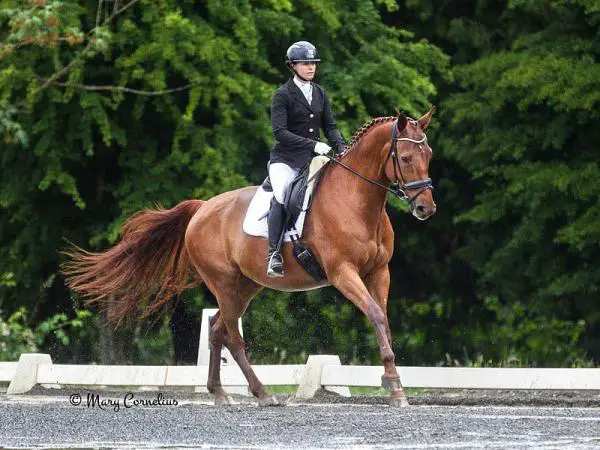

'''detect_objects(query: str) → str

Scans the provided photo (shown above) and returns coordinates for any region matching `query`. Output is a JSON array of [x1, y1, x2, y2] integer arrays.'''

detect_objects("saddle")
[[262, 156, 328, 226], [262, 155, 329, 280]]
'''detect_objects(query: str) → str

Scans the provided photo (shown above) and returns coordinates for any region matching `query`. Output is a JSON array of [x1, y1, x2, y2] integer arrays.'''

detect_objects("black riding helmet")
[[285, 42, 321, 80], [285, 41, 321, 65]]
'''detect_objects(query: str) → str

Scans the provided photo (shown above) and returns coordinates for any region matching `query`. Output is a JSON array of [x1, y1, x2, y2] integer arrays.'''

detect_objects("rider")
[[267, 41, 346, 277]]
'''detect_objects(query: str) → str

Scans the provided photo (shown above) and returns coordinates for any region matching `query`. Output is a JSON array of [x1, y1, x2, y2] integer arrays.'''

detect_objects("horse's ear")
[[396, 112, 408, 133], [418, 105, 436, 130]]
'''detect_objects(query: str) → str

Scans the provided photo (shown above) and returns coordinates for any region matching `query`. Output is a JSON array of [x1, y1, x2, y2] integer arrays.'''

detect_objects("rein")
[[322, 119, 432, 204]]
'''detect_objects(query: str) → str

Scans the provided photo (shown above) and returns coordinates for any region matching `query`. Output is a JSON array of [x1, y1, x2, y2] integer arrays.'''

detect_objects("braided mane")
[[341, 116, 396, 156]]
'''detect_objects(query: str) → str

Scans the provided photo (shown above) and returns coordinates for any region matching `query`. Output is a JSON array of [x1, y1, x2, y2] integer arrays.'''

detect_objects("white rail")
[[4, 353, 600, 396], [0, 362, 18, 383], [36, 364, 306, 386], [320, 365, 600, 390]]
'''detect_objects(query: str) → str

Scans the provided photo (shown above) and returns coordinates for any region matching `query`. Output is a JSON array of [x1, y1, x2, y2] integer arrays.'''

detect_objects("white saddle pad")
[[243, 156, 329, 242]]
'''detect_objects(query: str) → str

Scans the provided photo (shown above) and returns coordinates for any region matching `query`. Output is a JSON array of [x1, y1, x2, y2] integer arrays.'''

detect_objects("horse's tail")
[[62, 199, 204, 325]]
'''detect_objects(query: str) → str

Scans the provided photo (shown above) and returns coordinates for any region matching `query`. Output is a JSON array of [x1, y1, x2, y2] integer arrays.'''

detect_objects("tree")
[[386, 0, 600, 365], [0, 0, 447, 363]]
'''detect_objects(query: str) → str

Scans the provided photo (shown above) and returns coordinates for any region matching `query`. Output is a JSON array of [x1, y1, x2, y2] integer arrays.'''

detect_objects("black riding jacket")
[[270, 78, 345, 169]]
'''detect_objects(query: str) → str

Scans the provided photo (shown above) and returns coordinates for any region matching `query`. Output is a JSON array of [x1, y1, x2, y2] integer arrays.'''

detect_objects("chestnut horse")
[[63, 109, 436, 407]]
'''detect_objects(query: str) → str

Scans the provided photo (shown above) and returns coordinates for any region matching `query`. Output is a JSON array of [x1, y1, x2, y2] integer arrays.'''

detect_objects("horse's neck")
[[320, 123, 391, 230]]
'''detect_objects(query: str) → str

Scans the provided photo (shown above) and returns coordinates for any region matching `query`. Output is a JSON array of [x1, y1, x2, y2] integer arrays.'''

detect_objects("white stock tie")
[[294, 77, 312, 105]]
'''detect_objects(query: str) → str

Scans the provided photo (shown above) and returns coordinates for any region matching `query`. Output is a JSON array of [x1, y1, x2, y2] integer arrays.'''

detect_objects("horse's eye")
[[400, 155, 412, 164]]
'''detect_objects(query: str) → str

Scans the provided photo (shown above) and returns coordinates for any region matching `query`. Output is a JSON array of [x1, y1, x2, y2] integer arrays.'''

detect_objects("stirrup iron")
[[267, 251, 284, 277]]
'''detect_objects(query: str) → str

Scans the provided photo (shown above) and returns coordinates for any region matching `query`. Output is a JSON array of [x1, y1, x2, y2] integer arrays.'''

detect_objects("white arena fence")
[[2, 355, 600, 397], [1, 309, 599, 397]]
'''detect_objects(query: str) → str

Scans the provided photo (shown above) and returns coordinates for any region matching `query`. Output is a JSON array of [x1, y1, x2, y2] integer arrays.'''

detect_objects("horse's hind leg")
[[206, 312, 234, 406], [223, 313, 280, 406], [218, 280, 280, 406], [204, 274, 278, 406]]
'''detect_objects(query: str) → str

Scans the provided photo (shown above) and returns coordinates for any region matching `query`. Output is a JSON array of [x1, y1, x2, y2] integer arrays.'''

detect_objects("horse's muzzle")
[[413, 202, 436, 221]]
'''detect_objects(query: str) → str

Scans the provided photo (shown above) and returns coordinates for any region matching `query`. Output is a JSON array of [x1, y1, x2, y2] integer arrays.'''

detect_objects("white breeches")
[[269, 163, 299, 204]]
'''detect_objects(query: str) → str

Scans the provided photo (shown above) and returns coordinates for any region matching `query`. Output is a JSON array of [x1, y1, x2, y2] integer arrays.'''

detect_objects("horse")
[[62, 108, 436, 407]]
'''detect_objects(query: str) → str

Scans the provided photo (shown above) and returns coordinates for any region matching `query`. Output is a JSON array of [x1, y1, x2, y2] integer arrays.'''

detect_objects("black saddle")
[[260, 161, 328, 226]]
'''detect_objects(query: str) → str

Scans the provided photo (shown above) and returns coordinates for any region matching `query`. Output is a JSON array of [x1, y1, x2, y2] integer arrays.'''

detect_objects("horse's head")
[[384, 108, 436, 221]]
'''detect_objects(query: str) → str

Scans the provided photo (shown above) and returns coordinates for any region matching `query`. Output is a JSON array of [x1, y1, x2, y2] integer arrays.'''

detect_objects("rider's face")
[[293, 62, 316, 80]]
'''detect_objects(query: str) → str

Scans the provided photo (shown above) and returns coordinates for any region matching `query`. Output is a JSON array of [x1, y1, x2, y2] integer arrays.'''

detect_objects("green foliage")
[[134, 316, 174, 365], [0, 307, 91, 361], [479, 296, 589, 367], [244, 288, 376, 365], [0, 272, 16, 288], [389, 0, 600, 367], [441, 0, 600, 334], [0, 0, 597, 368], [0, 309, 36, 360]]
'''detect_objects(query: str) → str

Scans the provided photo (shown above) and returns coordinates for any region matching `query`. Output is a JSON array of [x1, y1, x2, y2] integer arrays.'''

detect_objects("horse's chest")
[[358, 241, 385, 274]]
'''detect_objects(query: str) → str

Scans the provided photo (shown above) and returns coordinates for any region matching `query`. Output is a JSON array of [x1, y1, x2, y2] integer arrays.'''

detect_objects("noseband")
[[324, 119, 433, 204]]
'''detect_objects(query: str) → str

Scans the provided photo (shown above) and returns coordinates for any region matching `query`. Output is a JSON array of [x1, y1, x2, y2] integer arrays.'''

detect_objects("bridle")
[[323, 118, 433, 204]]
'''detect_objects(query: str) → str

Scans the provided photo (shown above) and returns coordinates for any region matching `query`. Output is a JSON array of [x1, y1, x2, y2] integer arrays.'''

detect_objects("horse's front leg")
[[331, 263, 408, 407], [363, 264, 408, 407], [363, 265, 393, 347]]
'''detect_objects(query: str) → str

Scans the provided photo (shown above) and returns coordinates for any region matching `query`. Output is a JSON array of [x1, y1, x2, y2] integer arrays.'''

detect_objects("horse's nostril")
[[416, 205, 426, 214]]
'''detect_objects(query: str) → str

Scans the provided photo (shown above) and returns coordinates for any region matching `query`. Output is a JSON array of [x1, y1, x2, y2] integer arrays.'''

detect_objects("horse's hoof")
[[214, 395, 235, 407], [389, 390, 409, 407], [381, 375, 402, 391], [258, 395, 281, 407]]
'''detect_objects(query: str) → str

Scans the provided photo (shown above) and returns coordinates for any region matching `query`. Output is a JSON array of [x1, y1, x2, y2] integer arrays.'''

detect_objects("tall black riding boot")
[[267, 198, 286, 277]]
